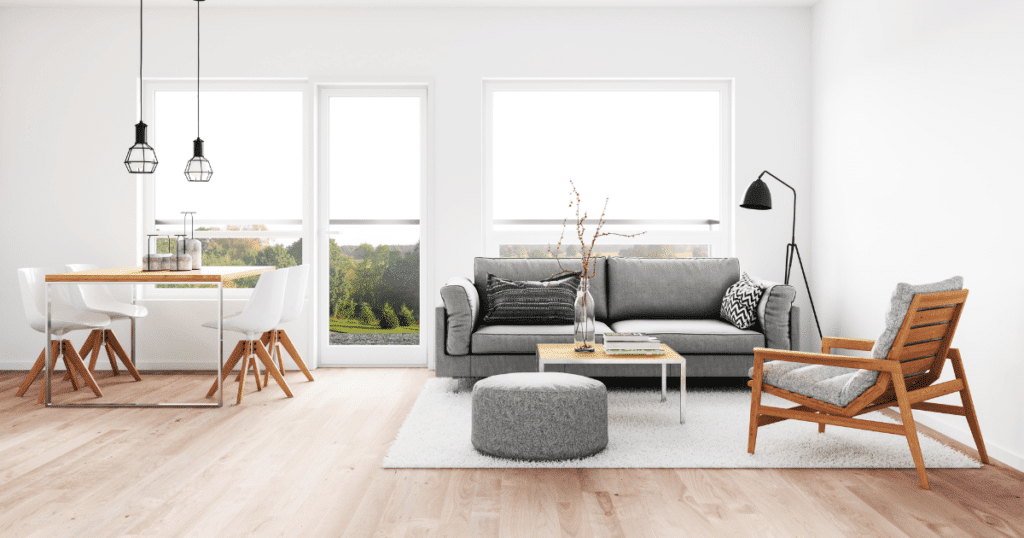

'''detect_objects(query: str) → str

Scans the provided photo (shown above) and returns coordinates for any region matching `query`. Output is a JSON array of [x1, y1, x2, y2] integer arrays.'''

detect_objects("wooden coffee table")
[[536, 343, 686, 423]]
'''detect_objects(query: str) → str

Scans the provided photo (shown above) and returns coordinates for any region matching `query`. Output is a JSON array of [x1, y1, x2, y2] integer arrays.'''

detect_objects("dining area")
[[15, 264, 314, 408]]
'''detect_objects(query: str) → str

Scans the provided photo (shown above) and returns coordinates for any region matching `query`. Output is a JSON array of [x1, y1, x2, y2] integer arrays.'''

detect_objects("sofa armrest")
[[435, 305, 450, 358], [439, 284, 475, 355], [749, 275, 798, 350]]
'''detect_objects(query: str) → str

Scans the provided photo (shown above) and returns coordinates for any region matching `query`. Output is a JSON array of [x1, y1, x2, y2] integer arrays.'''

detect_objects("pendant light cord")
[[139, 0, 143, 122], [196, 0, 200, 139]]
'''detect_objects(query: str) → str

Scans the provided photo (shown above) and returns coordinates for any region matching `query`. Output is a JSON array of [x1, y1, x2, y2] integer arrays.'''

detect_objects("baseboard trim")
[[911, 413, 1024, 473]]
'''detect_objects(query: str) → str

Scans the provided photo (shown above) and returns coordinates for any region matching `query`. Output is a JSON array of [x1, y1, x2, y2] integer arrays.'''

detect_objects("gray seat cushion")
[[610, 319, 763, 354], [607, 257, 740, 320], [756, 360, 878, 407], [472, 372, 608, 460], [472, 321, 613, 354], [475, 257, 609, 321]]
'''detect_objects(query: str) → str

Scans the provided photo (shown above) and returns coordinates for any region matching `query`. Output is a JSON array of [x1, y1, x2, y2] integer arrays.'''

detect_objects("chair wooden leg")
[[100, 331, 120, 376], [818, 423, 826, 433], [260, 331, 273, 387], [105, 330, 142, 381], [81, 330, 103, 373], [62, 353, 80, 391], [64, 340, 103, 398], [236, 352, 249, 405], [16, 346, 49, 397], [38, 343, 62, 405], [250, 345, 263, 391], [207, 341, 246, 398], [69, 330, 97, 380], [279, 330, 314, 382], [748, 358, 764, 454], [254, 341, 293, 398], [949, 350, 989, 464], [893, 375, 929, 490]]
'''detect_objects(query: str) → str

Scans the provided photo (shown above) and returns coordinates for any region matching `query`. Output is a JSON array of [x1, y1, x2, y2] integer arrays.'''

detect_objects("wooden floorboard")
[[0, 368, 1021, 538]]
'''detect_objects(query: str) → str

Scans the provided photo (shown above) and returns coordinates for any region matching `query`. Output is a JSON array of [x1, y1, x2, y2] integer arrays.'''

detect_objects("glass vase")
[[574, 276, 596, 353]]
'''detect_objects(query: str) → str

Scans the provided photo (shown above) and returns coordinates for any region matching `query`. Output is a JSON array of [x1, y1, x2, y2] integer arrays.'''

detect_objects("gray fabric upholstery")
[[872, 276, 963, 359], [475, 257, 609, 321], [472, 373, 608, 460], [606, 257, 740, 320], [748, 275, 797, 350], [440, 284, 475, 355], [472, 321, 612, 354], [434, 305, 471, 377], [756, 360, 879, 408], [609, 319, 764, 354]]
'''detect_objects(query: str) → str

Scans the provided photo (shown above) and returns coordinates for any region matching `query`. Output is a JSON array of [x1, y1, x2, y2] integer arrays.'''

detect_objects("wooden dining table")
[[43, 265, 274, 408]]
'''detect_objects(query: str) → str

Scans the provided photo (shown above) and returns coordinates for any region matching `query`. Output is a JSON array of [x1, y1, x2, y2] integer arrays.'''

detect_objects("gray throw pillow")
[[871, 276, 964, 359], [482, 273, 580, 325], [720, 272, 764, 330]]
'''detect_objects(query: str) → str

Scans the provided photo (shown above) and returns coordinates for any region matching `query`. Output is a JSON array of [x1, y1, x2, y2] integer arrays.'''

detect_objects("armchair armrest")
[[752, 347, 899, 373], [821, 337, 875, 353]]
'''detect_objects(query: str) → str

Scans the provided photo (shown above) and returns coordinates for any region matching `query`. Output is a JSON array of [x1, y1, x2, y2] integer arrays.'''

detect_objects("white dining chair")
[[16, 268, 109, 402], [202, 268, 293, 404], [260, 264, 314, 387], [64, 263, 146, 382]]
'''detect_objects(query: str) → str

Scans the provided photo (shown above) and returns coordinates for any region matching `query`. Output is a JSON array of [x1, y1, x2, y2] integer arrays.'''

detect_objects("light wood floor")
[[0, 368, 1021, 538]]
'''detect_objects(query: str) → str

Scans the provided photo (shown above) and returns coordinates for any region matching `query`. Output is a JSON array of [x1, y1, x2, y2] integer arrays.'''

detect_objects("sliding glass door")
[[318, 87, 427, 366]]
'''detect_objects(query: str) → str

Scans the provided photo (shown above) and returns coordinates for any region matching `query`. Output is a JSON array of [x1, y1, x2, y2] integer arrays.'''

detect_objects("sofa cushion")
[[609, 319, 763, 355], [756, 361, 878, 408], [475, 257, 609, 321], [607, 258, 740, 320], [482, 273, 579, 325], [472, 321, 613, 354]]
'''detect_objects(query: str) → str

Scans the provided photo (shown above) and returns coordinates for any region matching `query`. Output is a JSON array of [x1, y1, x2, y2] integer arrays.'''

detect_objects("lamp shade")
[[184, 138, 212, 182], [125, 122, 159, 173], [740, 178, 772, 210]]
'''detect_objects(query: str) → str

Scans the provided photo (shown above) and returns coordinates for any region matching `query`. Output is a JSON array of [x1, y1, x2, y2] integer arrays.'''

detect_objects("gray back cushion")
[[474, 257, 608, 321], [607, 257, 740, 320]]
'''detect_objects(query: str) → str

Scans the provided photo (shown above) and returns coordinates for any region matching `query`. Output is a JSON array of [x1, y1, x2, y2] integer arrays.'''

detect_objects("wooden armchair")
[[748, 289, 988, 489]]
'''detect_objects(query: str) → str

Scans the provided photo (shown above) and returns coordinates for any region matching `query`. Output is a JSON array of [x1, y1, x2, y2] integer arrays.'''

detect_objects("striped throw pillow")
[[482, 273, 580, 325]]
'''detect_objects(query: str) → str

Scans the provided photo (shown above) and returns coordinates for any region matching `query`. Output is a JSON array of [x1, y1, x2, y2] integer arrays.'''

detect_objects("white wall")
[[812, 0, 1024, 470], [0, 6, 813, 371]]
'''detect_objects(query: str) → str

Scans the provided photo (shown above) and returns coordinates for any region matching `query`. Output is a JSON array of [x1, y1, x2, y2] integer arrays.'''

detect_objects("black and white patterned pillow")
[[482, 273, 580, 325], [720, 273, 765, 330]]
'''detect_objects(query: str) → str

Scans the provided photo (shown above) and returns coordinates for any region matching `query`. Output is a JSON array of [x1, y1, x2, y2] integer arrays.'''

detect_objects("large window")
[[317, 86, 427, 366], [485, 80, 731, 258], [144, 81, 307, 293]]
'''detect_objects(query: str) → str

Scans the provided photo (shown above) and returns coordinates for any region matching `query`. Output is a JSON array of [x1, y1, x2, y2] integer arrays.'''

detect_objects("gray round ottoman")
[[471, 372, 608, 461]]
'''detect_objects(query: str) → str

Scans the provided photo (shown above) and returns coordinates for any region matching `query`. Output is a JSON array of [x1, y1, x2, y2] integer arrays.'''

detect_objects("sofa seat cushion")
[[472, 321, 613, 354], [754, 361, 879, 408], [609, 319, 764, 355]]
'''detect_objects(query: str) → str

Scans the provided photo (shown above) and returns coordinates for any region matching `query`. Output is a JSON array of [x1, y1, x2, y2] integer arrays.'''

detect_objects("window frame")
[[140, 79, 312, 300], [315, 84, 432, 367], [482, 79, 734, 257]]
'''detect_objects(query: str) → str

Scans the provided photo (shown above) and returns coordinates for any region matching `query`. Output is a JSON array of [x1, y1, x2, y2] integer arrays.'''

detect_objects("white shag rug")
[[382, 379, 980, 469]]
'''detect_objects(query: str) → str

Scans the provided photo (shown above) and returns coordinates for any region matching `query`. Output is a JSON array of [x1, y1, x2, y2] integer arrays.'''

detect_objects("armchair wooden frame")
[[748, 289, 988, 489]]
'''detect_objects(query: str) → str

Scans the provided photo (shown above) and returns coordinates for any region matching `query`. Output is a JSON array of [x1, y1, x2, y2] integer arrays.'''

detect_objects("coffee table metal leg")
[[661, 363, 667, 402], [680, 362, 686, 424]]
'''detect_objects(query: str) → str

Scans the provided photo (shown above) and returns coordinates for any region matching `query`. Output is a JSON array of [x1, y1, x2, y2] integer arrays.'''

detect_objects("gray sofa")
[[436, 257, 799, 379]]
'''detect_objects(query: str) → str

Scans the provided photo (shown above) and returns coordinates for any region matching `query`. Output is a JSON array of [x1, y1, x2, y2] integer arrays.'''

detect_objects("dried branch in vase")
[[549, 179, 645, 278]]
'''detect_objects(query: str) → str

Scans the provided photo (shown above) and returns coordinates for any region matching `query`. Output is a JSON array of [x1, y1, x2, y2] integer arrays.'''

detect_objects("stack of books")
[[602, 332, 665, 355]]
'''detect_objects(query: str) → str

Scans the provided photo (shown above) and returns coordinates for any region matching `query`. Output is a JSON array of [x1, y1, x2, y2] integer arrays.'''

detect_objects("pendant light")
[[124, 0, 158, 173], [184, 0, 212, 182]]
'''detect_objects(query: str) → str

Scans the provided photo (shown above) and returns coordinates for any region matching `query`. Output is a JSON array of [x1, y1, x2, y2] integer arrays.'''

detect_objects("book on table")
[[603, 335, 665, 355]]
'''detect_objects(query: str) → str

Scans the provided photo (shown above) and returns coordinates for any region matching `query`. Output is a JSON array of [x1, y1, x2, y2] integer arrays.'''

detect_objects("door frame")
[[314, 82, 433, 367]]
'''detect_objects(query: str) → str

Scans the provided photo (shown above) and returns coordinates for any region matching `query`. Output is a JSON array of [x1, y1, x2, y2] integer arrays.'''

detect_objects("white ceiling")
[[0, 0, 818, 7]]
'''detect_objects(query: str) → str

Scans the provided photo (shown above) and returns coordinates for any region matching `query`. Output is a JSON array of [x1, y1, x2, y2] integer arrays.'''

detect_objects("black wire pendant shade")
[[124, 0, 158, 174], [185, 0, 212, 182]]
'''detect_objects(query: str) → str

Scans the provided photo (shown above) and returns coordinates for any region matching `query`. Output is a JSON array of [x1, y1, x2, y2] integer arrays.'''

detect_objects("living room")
[[0, 0, 1021, 536]]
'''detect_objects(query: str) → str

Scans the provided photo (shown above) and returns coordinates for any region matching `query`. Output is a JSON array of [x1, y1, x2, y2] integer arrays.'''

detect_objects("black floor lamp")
[[740, 170, 822, 339]]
